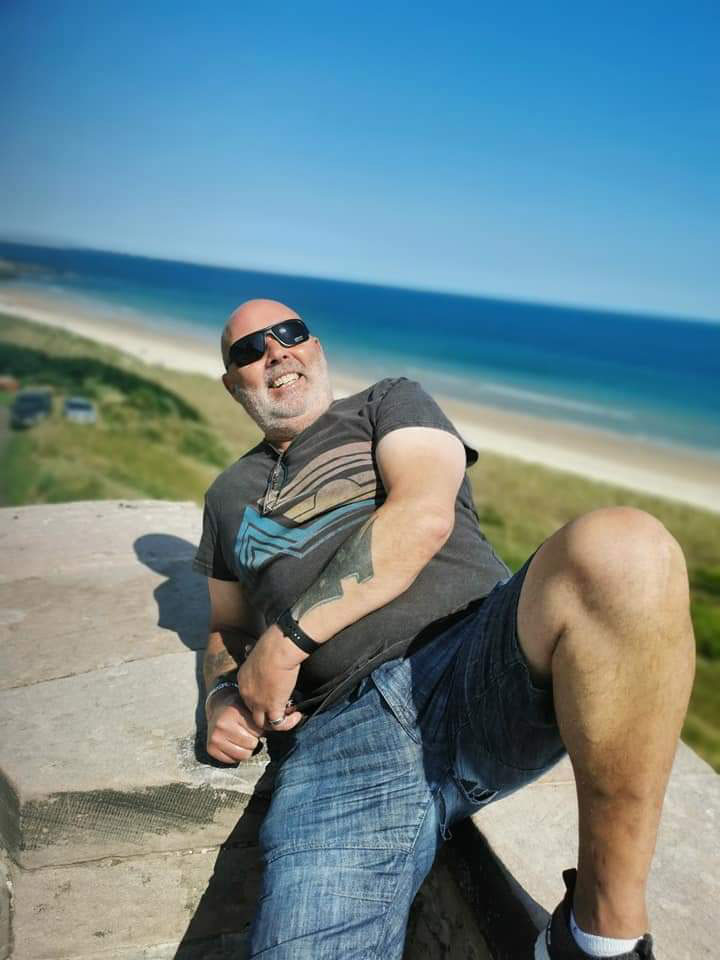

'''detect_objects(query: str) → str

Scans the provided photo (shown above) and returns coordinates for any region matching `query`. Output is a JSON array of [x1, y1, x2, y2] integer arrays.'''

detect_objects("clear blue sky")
[[1, 1, 718, 319]]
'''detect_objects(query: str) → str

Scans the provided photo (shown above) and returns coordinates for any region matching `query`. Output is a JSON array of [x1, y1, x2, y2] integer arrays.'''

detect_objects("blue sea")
[[1, 240, 719, 456]]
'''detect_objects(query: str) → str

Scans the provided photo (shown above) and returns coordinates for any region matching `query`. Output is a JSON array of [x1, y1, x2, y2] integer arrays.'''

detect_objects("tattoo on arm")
[[292, 515, 376, 621], [202, 646, 239, 691]]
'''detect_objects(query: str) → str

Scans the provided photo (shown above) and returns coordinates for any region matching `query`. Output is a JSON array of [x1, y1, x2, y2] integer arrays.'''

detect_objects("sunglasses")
[[226, 319, 311, 369]]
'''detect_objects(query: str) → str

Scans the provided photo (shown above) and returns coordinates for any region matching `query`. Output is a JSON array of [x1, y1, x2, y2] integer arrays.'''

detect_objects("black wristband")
[[277, 609, 322, 655]]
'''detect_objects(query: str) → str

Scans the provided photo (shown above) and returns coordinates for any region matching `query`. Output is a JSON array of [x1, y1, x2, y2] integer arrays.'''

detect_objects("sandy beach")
[[2, 285, 719, 514]]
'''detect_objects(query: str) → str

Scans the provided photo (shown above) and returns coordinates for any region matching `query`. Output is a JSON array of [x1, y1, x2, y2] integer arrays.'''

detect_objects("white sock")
[[570, 909, 641, 957]]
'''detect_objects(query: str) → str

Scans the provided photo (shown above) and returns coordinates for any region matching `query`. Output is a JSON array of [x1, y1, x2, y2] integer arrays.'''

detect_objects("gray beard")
[[235, 362, 333, 438]]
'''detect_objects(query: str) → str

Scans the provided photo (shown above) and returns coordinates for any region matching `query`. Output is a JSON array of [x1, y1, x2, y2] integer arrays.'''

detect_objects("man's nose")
[[264, 334, 290, 364]]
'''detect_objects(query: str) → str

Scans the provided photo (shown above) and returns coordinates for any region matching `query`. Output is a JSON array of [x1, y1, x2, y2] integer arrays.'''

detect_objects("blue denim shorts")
[[249, 553, 566, 959]]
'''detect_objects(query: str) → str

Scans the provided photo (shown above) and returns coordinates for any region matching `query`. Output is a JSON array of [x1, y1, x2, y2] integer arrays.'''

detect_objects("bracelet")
[[205, 680, 238, 710]]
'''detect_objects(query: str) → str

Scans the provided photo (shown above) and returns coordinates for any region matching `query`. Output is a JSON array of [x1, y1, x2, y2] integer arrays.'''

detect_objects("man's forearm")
[[291, 498, 453, 648], [203, 626, 258, 692], [203, 633, 239, 692]]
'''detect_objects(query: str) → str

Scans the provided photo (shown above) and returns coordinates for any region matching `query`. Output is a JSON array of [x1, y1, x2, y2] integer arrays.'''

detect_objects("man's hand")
[[236, 624, 306, 732], [206, 687, 266, 764]]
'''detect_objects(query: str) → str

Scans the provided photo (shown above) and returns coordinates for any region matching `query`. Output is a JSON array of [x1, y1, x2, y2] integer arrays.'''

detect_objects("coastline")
[[2, 284, 719, 514]]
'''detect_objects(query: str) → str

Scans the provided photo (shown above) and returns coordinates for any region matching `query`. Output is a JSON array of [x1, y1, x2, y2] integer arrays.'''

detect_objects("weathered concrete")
[[0, 501, 209, 689], [7, 846, 262, 960], [1, 500, 718, 959], [1, 650, 274, 868]]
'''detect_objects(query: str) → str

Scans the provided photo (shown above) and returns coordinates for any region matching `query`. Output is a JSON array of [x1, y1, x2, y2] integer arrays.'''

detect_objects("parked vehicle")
[[63, 396, 97, 425], [10, 388, 53, 429]]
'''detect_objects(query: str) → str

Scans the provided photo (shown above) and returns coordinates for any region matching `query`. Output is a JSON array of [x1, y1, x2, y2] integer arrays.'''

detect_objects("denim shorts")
[[248, 553, 566, 959]]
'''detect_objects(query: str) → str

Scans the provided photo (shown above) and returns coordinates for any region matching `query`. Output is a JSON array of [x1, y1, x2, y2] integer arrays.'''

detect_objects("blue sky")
[[1, 1, 718, 319]]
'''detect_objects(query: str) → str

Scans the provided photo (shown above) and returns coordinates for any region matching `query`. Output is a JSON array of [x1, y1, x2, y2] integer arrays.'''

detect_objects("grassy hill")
[[1, 311, 718, 770]]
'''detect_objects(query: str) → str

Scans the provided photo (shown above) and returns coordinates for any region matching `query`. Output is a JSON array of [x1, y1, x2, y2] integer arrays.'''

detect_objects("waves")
[[457, 380, 636, 422]]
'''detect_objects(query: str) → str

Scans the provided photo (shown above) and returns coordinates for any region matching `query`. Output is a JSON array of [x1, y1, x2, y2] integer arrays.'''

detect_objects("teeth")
[[271, 373, 300, 388]]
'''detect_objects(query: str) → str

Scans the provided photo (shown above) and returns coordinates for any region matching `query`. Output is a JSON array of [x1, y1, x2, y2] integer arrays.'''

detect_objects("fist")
[[206, 688, 265, 764]]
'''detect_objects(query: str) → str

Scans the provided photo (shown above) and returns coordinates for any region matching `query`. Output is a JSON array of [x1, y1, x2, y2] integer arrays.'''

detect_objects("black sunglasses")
[[226, 319, 311, 369]]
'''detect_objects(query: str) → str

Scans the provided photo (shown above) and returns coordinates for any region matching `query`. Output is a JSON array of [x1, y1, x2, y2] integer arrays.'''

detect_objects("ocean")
[[1, 240, 719, 455]]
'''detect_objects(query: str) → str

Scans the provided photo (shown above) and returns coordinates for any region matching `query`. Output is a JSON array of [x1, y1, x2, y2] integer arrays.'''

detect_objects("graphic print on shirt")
[[233, 442, 380, 585]]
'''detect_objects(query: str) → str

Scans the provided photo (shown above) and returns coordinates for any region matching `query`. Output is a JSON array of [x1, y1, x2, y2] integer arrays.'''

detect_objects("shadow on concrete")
[[134, 533, 210, 747], [134, 532, 286, 957], [446, 821, 547, 959], [171, 762, 277, 959]]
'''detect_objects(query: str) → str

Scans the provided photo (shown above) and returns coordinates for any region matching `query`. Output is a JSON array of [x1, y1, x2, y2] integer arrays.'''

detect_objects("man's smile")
[[268, 372, 303, 390]]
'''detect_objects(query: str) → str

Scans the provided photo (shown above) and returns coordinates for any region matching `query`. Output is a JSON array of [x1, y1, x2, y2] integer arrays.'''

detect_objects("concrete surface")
[[1, 651, 272, 868], [7, 845, 262, 960], [0, 501, 208, 690], [1, 500, 718, 959]]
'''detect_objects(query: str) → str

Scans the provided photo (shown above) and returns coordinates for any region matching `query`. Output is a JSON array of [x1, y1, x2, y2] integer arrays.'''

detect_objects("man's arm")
[[203, 577, 262, 691], [203, 632, 239, 691], [292, 426, 466, 640], [237, 426, 467, 727], [203, 578, 302, 764]]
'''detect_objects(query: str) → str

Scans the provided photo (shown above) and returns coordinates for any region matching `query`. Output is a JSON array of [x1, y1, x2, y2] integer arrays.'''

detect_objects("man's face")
[[222, 300, 333, 443]]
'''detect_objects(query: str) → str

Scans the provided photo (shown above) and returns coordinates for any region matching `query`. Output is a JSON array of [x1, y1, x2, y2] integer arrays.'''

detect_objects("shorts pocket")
[[371, 676, 422, 743], [452, 671, 565, 799], [478, 663, 562, 773]]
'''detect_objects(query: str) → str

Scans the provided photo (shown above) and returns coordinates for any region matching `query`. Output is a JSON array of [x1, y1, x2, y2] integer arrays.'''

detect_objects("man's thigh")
[[249, 679, 442, 960]]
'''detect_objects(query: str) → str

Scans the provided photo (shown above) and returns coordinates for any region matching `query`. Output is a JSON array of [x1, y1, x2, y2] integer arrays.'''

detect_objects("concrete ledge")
[[7, 846, 262, 960], [1, 651, 273, 869], [1, 501, 718, 959], [0, 501, 209, 690]]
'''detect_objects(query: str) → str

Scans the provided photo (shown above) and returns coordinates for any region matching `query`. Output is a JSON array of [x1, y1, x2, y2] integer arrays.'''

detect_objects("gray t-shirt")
[[194, 378, 509, 713]]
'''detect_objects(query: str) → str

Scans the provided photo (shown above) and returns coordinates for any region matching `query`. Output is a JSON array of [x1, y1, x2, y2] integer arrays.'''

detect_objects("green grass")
[[682, 659, 720, 771], [0, 313, 260, 504], [2, 312, 719, 770], [465, 455, 720, 770]]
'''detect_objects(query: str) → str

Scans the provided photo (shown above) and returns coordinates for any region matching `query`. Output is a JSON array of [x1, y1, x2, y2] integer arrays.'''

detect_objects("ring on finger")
[[267, 716, 285, 727]]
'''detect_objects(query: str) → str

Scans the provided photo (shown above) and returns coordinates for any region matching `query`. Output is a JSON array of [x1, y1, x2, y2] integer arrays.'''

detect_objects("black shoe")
[[534, 870, 655, 959]]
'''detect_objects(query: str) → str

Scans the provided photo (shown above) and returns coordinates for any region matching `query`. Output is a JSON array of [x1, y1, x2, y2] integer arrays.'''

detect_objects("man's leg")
[[516, 506, 695, 938], [248, 679, 444, 959]]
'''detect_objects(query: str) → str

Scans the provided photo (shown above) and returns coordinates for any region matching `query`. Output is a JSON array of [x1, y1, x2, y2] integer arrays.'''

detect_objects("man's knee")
[[518, 507, 691, 677], [559, 506, 689, 623]]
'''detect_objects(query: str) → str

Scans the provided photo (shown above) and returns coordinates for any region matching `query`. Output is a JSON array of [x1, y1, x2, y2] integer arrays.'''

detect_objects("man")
[[194, 298, 694, 960]]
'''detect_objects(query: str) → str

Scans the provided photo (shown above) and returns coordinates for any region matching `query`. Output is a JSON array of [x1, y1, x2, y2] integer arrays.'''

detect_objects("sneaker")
[[534, 869, 655, 959]]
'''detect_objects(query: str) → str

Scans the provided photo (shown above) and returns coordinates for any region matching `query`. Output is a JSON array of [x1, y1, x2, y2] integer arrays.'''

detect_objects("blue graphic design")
[[233, 500, 374, 584]]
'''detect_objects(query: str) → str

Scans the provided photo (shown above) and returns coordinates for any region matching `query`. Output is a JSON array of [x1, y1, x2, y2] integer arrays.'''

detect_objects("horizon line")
[[1, 232, 718, 327]]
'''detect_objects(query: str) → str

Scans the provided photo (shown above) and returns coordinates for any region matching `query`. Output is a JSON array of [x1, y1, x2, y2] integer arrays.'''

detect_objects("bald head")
[[221, 299, 299, 368], [220, 297, 333, 449]]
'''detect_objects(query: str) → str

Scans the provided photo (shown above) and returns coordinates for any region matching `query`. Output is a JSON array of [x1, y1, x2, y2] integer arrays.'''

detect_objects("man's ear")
[[221, 373, 236, 398]]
